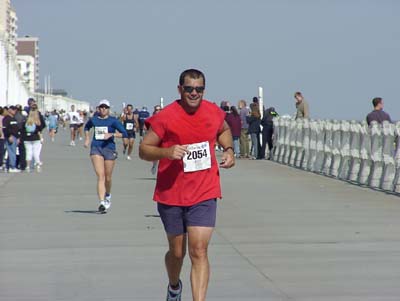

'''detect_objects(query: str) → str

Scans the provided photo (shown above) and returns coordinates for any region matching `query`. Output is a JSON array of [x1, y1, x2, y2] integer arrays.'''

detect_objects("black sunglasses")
[[182, 86, 205, 93], [99, 105, 109, 109]]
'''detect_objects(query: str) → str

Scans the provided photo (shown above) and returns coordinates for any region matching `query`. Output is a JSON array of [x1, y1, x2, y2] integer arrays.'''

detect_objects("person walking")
[[21, 104, 45, 171], [238, 99, 250, 158], [84, 99, 127, 213], [3, 106, 21, 172], [260, 107, 279, 160], [366, 97, 392, 125], [225, 106, 241, 157], [0, 107, 5, 170], [139, 69, 235, 301], [246, 104, 261, 159], [294, 91, 309, 119]]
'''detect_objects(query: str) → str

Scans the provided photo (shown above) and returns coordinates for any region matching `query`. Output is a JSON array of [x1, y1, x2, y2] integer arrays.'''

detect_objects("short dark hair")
[[127, 104, 133, 108], [294, 91, 302, 97], [179, 69, 205, 86], [372, 97, 382, 107], [252, 97, 259, 103]]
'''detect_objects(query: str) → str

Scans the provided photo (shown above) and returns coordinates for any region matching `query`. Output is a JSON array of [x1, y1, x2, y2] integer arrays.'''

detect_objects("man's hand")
[[167, 145, 188, 160], [219, 149, 235, 168]]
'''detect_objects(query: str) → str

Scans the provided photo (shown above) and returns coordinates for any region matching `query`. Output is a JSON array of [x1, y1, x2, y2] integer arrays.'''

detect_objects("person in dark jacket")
[[246, 103, 261, 159], [260, 107, 279, 160], [3, 106, 21, 172], [225, 106, 242, 157]]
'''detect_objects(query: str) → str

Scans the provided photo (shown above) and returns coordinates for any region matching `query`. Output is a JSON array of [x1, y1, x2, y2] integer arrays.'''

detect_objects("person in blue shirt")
[[84, 99, 127, 213], [138, 106, 150, 139]]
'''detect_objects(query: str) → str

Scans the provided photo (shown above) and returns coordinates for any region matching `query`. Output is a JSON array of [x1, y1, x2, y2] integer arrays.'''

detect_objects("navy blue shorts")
[[157, 199, 217, 235], [90, 146, 118, 160], [126, 131, 136, 139]]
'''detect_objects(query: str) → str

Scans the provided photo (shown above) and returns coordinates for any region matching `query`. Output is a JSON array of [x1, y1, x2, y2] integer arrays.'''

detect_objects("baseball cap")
[[98, 99, 110, 108]]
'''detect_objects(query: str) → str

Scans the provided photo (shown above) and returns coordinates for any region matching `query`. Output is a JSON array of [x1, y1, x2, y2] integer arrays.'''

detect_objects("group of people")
[[0, 98, 46, 172]]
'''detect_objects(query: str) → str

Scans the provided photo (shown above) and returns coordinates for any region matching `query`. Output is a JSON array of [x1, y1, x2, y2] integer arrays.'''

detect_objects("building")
[[16, 36, 39, 92], [0, 0, 17, 51]]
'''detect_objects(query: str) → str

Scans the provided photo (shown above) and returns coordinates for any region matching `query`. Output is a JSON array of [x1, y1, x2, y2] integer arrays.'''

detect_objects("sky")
[[12, 0, 400, 120]]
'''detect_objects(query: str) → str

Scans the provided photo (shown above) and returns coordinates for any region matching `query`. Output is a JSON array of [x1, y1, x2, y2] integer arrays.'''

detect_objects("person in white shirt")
[[65, 105, 80, 146]]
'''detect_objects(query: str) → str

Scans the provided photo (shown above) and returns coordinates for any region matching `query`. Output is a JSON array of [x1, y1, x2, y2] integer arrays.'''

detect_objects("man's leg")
[[165, 234, 187, 287], [187, 226, 214, 301]]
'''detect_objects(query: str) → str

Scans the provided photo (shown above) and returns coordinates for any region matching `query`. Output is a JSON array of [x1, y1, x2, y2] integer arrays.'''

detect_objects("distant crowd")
[[0, 92, 393, 173]]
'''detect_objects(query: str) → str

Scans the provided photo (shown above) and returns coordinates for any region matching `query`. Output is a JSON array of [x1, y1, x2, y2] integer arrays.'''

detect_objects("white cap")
[[98, 99, 110, 107]]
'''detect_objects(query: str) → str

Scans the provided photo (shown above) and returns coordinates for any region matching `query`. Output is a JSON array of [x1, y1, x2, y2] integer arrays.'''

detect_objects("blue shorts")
[[90, 146, 118, 160], [157, 199, 217, 235], [126, 131, 136, 139]]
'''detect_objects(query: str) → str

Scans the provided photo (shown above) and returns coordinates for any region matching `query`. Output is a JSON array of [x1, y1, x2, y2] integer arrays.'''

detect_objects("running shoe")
[[98, 200, 108, 213], [126, 156, 132, 160], [166, 280, 182, 301], [8, 168, 21, 173], [105, 193, 111, 202], [70, 141, 75, 146]]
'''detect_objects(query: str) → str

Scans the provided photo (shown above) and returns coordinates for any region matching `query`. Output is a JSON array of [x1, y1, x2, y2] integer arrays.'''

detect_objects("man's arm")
[[139, 128, 188, 161]]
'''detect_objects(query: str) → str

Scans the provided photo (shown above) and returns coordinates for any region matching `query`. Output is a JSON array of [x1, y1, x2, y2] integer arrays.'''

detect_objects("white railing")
[[272, 117, 400, 193]]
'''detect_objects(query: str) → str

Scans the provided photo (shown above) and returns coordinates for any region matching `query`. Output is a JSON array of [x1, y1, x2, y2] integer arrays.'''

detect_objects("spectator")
[[0, 107, 5, 170], [3, 106, 21, 172], [21, 104, 45, 171], [246, 104, 261, 159], [294, 91, 309, 119], [225, 106, 242, 157], [238, 99, 250, 158], [260, 107, 279, 160], [366, 97, 392, 126]]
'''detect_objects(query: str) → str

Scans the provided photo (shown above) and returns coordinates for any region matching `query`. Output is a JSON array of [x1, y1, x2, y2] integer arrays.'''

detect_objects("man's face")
[[178, 76, 205, 110], [71, 105, 75, 111], [295, 95, 303, 103], [127, 106, 133, 113]]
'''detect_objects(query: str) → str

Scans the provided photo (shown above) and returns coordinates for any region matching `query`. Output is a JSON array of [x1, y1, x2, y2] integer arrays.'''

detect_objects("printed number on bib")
[[183, 141, 211, 172], [126, 123, 134, 130], [95, 126, 108, 140]]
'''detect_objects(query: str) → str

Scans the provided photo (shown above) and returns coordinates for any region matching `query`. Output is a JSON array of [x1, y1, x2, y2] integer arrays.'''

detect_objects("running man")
[[84, 99, 127, 213], [65, 105, 80, 146], [121, 104, 138, 160], [139, 69, 235, 301]]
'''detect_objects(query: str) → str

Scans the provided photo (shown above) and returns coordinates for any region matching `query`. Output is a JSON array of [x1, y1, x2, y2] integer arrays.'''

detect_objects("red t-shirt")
[[145, 99, 226, 206]]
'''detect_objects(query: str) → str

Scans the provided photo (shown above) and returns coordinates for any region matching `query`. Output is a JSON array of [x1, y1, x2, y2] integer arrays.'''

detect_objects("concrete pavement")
[[1, 129, 400, 300]]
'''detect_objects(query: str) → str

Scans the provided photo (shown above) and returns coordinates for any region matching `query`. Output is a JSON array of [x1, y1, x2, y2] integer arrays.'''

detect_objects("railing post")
[[322, 120, 333, 175], [272, 117, 281, 162], [338, 120, 351, 180], [294, 118, 305, 167], [281, 118, 291, 164], [380, 121, 396, 191], [348, 121, 362, 182], [301, 119, 311, 169], [369, 121, 384, 188], [307, 120, 318, 171], [330, 120, 342, 177], [358, 121, 372, 185], [288, 119, 298, 166], [314, 120, 326, 173]]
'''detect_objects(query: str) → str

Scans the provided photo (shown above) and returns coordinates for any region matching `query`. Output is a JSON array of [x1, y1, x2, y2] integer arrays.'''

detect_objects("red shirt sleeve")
[[145, 114, 166, 140]]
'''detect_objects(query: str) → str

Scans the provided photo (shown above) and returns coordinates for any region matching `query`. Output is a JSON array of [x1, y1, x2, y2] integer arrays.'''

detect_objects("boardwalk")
[[1, 129, 400, 301]]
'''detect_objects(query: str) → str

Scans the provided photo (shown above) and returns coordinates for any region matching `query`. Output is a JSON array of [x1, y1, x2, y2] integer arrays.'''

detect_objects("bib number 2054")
[[183, 141, 211, 172]]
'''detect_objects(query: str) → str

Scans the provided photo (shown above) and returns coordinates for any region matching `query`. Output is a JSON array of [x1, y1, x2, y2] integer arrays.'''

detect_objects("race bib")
[[95, 126, 108, 140], [183, 141, 211, 173], [126, 123, 134, 130]]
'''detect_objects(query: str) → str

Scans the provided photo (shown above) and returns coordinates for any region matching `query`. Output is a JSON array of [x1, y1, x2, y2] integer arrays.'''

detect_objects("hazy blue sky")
[[12, 0, 400, 120]]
